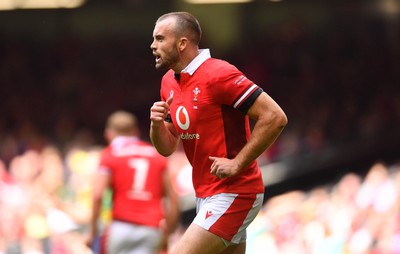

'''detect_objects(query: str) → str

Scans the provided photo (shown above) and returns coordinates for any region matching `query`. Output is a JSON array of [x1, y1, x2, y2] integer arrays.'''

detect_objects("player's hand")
[[83, 232, 94, 249], [209, 156, 241, 179], [157, 235, 169, 254], [157, 221, 169, 254], [150, 96, 173, 127]]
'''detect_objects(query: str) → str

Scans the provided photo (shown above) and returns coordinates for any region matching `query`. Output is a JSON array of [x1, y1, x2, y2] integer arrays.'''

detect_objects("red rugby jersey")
[[99, 137, 168, 227], [160, 50, 265, 198]]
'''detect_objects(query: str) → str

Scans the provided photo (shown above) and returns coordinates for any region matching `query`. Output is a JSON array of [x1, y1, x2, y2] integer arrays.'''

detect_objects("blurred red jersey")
[[99, 137, 168, 227], [160, 49, 265, 198]]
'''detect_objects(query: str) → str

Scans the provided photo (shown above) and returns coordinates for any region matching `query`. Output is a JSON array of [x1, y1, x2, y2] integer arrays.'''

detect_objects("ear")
[[133, 128, 140, 138], [178, 37, 188, 51], [104, 129, 113, 143]]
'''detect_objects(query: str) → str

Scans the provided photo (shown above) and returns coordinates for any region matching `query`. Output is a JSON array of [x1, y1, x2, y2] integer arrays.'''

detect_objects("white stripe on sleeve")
[[233, 84, 258, 109]]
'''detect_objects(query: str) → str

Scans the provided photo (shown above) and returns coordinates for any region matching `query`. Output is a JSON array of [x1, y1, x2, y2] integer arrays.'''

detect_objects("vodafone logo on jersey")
[[176, 106, 190, 130], [176, 106, 200, 140]]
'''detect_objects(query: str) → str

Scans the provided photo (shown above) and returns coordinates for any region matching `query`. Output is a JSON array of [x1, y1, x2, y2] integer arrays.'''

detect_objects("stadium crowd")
[[247, 162, 400, 254], [1, 144, 400, 253], [0, 9, 399, 254]]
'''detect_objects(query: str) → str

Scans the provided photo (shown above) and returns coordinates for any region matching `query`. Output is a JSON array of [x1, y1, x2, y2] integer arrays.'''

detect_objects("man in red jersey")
[[150, 12, 288, 254], [87, 110, 180, 254]]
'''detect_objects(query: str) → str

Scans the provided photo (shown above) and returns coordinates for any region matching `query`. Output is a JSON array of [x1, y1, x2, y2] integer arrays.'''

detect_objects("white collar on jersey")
[[111, 136, 139, 146], [181, 48, 211, 76]]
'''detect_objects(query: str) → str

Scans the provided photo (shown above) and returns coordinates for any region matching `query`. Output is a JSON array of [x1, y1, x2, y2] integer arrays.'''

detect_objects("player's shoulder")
[[200, 58, 242, 82], [99, 145, 114, 164], [204, 58, 237, 70], [207, 58, 240, 74], [101, 145, 113, 157]]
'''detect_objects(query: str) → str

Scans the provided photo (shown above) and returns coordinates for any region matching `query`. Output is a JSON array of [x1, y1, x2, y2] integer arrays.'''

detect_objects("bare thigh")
[[171, 223, 225, 254], [171, 224, 247, 254]]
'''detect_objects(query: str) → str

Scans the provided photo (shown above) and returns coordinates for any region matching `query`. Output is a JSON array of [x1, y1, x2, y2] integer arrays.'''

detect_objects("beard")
[[155, 46, 180, 71]]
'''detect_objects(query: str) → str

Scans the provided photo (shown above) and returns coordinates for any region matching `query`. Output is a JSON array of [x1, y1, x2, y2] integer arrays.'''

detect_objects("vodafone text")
[[180, 132, 200, 140]]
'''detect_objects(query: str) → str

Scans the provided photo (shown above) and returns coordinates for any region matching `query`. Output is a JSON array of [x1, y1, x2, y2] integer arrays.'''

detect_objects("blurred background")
[[0, 0, 399, 253]]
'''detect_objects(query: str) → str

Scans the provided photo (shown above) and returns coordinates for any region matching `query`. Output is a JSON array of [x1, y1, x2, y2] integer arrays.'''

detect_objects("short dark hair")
[[157, 12, 202, 45]]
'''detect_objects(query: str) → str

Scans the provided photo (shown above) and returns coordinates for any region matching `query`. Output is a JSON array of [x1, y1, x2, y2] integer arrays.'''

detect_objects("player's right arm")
[[158, 167, 181, 252], [150, 96, 180, 157]]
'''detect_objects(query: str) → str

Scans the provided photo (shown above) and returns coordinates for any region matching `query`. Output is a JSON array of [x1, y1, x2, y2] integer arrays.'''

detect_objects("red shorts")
[[193, 193, 264, 245]]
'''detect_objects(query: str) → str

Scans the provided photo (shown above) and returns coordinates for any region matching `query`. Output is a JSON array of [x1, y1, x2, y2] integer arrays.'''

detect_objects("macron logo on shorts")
[[205, 210, 213, 219]]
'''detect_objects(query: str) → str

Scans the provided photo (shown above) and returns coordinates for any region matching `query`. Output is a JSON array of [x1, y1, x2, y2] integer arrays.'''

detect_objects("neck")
[[174, 48, 200, 73]]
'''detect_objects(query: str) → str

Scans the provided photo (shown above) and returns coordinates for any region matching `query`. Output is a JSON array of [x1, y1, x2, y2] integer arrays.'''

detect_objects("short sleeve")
[[210, 62, 263, 114]]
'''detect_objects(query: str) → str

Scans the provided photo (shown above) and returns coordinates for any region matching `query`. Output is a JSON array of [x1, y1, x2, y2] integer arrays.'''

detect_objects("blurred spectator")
[[0, 147, 96, 254], [246, 162, 400, 254]]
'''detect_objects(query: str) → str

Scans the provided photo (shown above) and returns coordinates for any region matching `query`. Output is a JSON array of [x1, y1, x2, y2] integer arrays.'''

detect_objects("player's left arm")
[[210, 91, 287, 178], [85, 170, 111, 248]]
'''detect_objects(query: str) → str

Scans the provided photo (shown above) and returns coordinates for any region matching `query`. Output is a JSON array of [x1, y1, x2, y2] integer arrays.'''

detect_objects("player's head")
[[105, 110, 139, 142], [157, 12, 202, 46], [151, 12, 202, 72]]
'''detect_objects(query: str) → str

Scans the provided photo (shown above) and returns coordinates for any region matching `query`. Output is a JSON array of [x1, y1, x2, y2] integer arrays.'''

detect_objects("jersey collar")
[[111, 136, 139, 146], [181, 48, 211, 76]]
